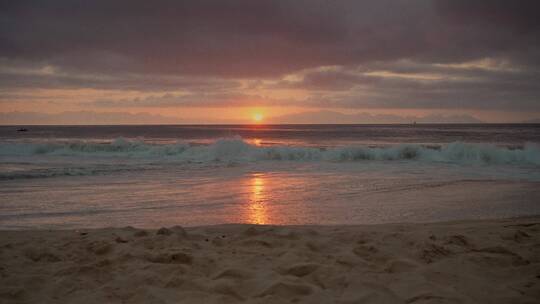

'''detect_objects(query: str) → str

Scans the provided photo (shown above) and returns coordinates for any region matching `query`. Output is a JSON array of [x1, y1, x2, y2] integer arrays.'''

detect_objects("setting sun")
[[253, 113, 264, 122]]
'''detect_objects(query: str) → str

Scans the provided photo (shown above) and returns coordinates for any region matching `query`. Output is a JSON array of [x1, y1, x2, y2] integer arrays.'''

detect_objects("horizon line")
[[2, 122, 539, 127]]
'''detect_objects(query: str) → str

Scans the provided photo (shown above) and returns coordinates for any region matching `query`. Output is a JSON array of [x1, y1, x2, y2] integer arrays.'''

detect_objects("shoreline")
[[1, 216, 539, 303]]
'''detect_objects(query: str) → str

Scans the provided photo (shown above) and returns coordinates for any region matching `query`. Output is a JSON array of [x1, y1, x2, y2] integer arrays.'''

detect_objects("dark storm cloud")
[[430, 0, 540, 65], [1, 0, 539, 111], [1, 0, 355, 77], [2, 0, 539, 77]]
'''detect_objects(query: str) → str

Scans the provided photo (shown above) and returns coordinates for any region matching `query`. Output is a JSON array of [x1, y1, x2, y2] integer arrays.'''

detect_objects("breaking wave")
[[1, 137, 539, 165]]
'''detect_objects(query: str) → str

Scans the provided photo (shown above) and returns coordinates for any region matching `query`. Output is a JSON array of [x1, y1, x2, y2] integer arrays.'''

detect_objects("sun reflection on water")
[[247, 173, 268, 224]]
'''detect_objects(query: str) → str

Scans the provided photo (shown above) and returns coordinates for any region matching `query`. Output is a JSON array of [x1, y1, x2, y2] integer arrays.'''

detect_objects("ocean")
[[1, 124, 539, 229]]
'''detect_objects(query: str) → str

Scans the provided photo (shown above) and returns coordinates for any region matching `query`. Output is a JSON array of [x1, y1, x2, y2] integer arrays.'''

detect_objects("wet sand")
[[1, 217, 540, 303]]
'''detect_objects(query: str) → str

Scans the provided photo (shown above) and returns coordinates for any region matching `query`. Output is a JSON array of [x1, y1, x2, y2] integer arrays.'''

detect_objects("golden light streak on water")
[[246, 173, 268, 224]]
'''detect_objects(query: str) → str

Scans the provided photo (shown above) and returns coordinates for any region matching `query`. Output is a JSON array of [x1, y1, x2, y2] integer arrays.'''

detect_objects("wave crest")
[[1, 138, 539, 165]]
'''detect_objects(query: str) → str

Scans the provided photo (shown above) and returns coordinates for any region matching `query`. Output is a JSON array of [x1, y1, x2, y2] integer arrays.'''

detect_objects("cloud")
[[0, 60, 241, 91], [2, 1, 539, 77], [0, 111, 182, 125], [1, 1, 539, 117], [272, 61, 540, 111], [86, 92, 283, 108], [268, 110, 482, 124]]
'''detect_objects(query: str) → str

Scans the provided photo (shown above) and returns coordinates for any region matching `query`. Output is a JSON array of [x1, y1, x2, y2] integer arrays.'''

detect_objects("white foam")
[[1, 137, 539, 166]]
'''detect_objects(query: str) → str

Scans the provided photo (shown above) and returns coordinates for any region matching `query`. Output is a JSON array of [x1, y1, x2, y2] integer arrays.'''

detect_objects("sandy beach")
[[1, 217, 539, 303]]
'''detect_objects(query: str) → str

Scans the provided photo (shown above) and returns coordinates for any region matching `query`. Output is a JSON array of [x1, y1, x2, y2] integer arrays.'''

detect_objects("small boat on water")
[[17, 128, 29, 132]]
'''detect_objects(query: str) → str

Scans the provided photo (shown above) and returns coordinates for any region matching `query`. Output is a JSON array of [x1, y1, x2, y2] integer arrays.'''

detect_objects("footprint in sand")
[[281, 263, 320, 277]]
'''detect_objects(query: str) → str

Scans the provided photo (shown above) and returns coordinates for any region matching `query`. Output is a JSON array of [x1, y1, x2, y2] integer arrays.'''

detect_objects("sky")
[[1, 0, 540, 124]]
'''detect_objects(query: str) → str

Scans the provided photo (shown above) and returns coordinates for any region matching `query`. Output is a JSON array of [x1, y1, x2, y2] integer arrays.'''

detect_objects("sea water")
[[0, 124, 539, 229]]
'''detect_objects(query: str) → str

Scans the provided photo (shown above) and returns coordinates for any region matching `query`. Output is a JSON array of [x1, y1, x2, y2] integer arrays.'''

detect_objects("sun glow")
[[253, 113, 264, 122]]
